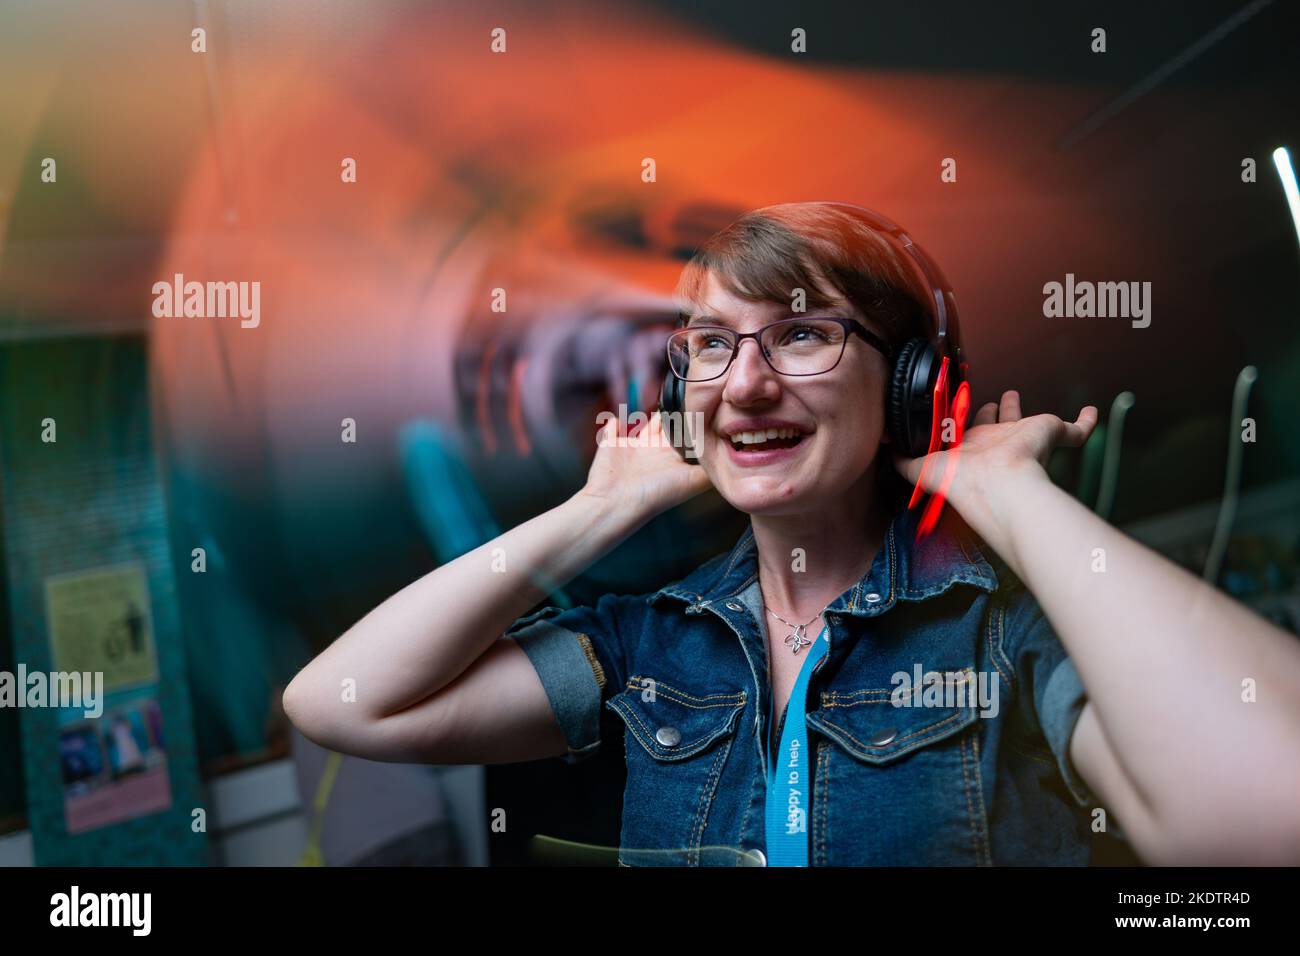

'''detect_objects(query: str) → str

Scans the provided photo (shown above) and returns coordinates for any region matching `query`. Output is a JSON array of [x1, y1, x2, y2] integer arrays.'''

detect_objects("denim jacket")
[[508, 505, 1105, 866]]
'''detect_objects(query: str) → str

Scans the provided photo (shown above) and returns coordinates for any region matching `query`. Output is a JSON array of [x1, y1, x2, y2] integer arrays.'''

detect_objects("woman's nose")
[[722, 337, 780, 402]]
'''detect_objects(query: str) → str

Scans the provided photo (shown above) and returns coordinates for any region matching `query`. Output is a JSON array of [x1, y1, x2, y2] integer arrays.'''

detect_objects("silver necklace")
[[763, 603, 824, 655]]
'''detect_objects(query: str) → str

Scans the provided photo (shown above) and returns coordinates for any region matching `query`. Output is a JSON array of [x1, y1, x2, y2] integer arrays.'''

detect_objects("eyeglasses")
[[666, 316, 894, 382]]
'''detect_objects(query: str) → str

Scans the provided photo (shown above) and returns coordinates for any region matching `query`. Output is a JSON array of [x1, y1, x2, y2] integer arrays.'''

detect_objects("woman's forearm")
[[966, 464, 1300, 838], [284, 490, 650, 723]]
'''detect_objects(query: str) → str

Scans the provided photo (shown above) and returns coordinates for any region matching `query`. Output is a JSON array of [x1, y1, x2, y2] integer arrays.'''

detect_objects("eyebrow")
[[684, 310, 852, 328]]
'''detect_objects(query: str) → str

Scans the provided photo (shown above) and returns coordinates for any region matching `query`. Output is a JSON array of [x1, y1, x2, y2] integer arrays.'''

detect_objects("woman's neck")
[[750, 484, 892, 623]]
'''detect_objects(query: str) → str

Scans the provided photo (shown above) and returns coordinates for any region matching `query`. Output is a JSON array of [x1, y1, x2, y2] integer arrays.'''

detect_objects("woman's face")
[[684, 272, 892, 516]]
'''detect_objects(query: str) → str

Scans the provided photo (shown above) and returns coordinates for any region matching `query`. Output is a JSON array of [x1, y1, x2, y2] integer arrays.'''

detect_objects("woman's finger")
[[1051, 406, 1097, 447], [597, 413, 617, 447], [999, 390, 1022, 422], [630, 410, 660, 441], [892, 452, 922, 485], [1060, 405, 1099, 446], [972, 401, 999, 427]]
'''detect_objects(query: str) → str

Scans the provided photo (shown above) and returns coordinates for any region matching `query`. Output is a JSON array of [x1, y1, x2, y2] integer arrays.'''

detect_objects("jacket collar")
[[649, 505, 998, 617]]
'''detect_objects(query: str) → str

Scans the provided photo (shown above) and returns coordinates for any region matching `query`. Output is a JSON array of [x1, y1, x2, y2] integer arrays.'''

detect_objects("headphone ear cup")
[[887, 338, 924, 457], [657, 372, 695, 463], [655, 369, 676, 416], [658, 369, 678, 417]]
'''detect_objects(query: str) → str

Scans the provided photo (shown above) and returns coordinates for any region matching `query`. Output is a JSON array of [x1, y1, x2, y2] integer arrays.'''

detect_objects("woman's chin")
[[718, 476, 810, 515]]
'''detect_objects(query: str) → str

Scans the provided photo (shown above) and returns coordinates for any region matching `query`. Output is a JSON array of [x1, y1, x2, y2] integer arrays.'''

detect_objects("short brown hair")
[[672, 202, 934, 352]]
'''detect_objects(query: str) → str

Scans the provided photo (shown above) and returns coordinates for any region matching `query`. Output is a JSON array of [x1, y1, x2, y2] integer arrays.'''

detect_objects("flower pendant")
[[784, 625, 812, 655]]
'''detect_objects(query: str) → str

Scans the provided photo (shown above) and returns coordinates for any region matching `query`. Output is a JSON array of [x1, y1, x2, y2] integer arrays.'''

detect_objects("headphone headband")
[[809, 201, 964, 376]]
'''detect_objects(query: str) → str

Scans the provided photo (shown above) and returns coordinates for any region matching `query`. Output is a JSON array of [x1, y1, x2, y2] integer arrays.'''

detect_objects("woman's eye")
[[782, 324, 826, 344]]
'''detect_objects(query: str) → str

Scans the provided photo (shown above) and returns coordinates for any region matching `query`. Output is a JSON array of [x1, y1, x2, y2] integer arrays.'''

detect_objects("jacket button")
[[743, 848, 767, 866], [870, 727, 898, 747], [864, 592, 882, 604], [725, 601, 742, 611], [655, 726, 682, 747]]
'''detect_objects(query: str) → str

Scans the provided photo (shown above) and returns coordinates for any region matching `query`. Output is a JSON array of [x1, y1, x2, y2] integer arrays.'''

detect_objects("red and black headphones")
[[657, 201, 971, 532]]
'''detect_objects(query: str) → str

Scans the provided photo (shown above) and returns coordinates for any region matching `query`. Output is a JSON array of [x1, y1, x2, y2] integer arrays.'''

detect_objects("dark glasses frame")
[[666, 316, 895, 382]]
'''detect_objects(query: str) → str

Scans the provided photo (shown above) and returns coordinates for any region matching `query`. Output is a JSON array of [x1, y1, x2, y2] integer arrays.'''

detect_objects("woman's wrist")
[[571, 486, 655, 542], [950, 457, 1052, 579]]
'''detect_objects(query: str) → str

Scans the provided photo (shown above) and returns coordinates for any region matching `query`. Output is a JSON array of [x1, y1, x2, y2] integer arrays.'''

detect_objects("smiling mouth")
[[726, 431, 809, 453]]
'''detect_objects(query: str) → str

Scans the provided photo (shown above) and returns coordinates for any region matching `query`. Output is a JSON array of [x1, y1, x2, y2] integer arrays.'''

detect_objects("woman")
[[284, 203, 1300, 866]]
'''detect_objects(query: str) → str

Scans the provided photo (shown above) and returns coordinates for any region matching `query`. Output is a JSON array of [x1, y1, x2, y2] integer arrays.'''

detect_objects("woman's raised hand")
[[893, 389, 1099, 535], [580, 410, 715, 518]]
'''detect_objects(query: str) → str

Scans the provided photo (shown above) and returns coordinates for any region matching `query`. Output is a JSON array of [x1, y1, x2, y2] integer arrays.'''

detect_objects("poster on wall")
[[58, 697, 172, 835], [45, 563, 159, 692]]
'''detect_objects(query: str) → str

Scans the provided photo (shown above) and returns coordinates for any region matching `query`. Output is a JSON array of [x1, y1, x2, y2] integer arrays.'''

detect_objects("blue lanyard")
[[764, 626, 828, 867]]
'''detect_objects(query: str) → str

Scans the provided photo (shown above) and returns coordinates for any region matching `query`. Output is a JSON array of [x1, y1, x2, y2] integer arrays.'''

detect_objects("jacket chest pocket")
[[605, 677, 747, 866], [805, 669, 991, 865]]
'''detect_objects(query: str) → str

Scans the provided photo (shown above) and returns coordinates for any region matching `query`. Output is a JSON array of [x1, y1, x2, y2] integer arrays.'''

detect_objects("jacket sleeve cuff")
[[1039, 656, 1097, 810], [510, 619, 605, 765], [1039, 657, 1132, 842]]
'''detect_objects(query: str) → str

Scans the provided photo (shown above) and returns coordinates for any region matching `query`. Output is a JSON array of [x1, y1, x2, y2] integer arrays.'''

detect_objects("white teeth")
[[728, 427, 805, 446]]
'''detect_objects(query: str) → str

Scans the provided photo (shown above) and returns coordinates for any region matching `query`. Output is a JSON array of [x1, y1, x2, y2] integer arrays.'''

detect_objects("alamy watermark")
[[50, 886, 150, 936], [1042, 273, 1151, 328], [890, 665, 999, 718], [596, 404, 705, 460], [152, 273, 260, 328], [0, 666, 103, 718]]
